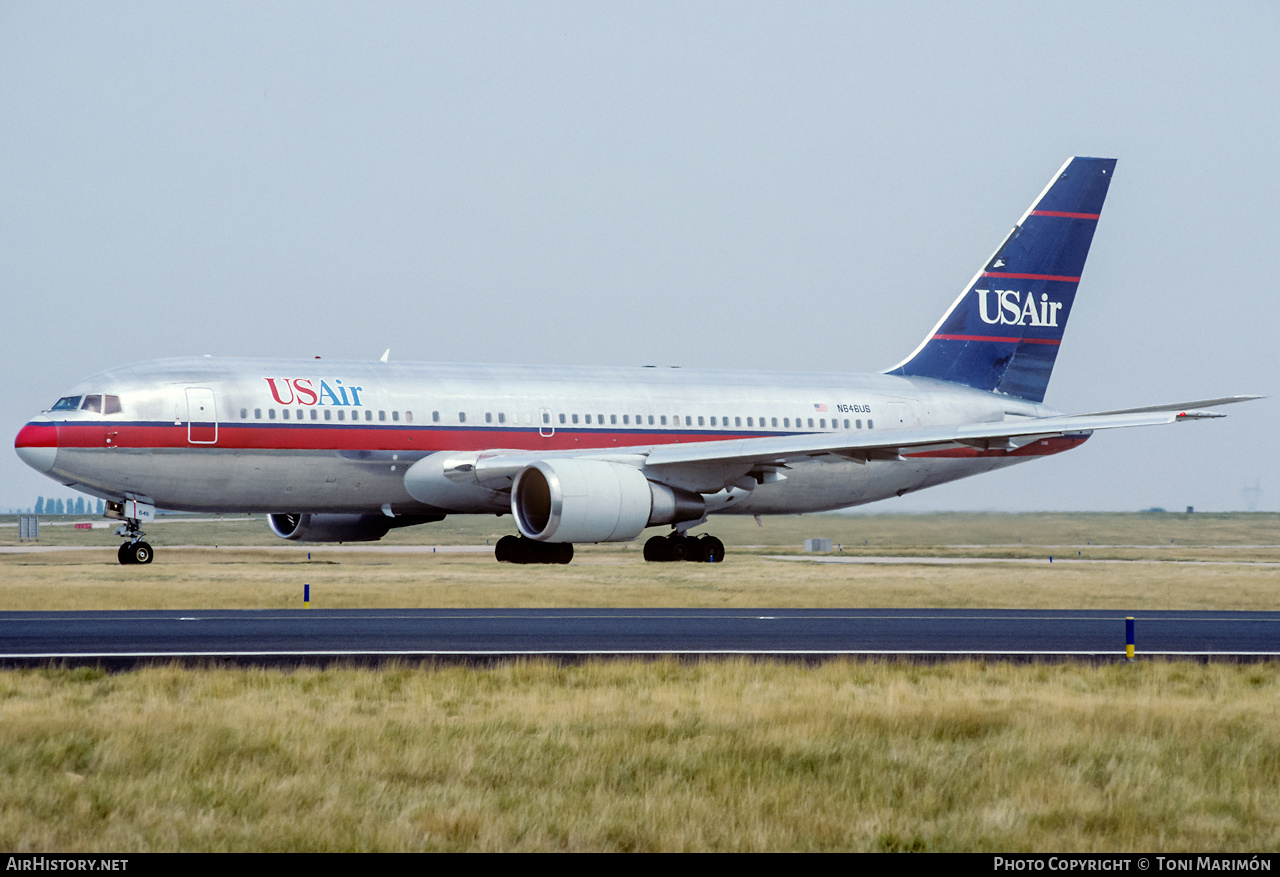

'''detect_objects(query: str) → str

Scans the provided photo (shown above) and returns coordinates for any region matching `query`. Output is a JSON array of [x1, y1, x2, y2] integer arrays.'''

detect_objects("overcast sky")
[[2, 2, 1276, 514]]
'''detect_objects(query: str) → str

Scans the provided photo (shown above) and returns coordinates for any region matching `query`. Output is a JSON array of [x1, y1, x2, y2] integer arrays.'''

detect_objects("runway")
[[2, 608, 1278, 667]]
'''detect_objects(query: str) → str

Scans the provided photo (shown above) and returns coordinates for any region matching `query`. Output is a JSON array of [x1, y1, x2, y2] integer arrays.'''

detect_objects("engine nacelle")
[[402, 452, 510, 513], [511, 459, 704, 543], [267, 512, 436, 543]]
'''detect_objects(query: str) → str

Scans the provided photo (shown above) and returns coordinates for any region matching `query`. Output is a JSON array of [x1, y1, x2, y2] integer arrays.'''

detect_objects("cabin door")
[[186, 388, 219, 444]]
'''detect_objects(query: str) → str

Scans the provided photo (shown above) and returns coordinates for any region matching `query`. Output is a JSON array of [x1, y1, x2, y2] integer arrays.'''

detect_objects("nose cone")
[[15, 419, 57, 474]]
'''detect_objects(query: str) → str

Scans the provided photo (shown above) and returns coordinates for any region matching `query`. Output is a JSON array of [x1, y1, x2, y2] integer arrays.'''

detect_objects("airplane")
[[13, 156, 1258, 566]]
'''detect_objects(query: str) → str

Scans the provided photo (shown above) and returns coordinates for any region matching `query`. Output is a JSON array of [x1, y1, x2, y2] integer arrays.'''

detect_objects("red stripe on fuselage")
[[931, 334, 1061, 345], [51, 422, 772, 453], [15, 423, 58, 448]]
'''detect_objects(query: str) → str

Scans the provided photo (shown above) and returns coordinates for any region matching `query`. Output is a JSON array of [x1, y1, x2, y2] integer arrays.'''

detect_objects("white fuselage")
[[20, 356, 1072, 521]]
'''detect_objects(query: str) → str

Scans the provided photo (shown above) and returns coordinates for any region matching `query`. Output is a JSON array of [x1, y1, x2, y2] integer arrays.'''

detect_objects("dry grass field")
[[1, 512, 1278, 851], [1, 660, 1277, 852], [2, 511, 1277, 610]]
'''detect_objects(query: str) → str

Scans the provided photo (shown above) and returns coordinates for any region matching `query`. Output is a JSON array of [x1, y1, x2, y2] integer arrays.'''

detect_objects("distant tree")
[[54, 498, 64, 515], [96, 499, 104, 515], [34, 497, 44, 514], [75, 497, 85, 515]]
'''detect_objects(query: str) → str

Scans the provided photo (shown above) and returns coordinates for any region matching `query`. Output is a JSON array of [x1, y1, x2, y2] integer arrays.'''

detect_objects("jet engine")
[[267, 512, 442, 543], [511, 459, 704, 543]]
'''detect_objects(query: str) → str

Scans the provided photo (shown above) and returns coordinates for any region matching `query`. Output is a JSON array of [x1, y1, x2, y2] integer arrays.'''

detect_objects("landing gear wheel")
[[702, 536, 725, 563], [118, 541, 153, 565], [495, 536, 574, 565], [643, 535, 671, 562], [495, 535, 519, 563], [667, 535, 690, 562]]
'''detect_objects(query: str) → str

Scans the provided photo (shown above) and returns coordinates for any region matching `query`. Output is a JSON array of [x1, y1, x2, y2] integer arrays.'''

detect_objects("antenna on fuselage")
[[380, 349, 390, 363]]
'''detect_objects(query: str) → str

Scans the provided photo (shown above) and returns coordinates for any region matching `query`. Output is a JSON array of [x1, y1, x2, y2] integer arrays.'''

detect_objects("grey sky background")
[[3, 2, 1277, 514]]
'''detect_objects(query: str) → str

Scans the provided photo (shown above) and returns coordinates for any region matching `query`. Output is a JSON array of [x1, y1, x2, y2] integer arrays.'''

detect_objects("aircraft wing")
[[454, 396, 1260, 493], [642, 395, 1262, 469]]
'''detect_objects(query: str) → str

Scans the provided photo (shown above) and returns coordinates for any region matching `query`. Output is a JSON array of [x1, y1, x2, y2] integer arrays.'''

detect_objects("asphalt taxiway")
[[2, 608, 1278, 667]]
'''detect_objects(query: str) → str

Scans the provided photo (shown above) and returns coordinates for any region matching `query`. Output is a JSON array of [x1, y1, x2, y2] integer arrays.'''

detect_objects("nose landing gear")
[[107, 499, 157, 566], [117, 540, 154, 565]]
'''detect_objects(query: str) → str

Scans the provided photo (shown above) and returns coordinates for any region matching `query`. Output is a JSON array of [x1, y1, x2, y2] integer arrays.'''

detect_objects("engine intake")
[[511, 459, 704, 543]]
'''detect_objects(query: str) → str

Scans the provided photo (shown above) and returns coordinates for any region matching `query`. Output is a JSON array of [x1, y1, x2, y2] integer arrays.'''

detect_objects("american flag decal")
[[813, 403, 828, 413]]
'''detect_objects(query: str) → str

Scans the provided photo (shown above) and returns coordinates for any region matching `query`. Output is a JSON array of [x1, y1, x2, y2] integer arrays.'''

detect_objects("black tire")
[[687, 535, 710, 563], [703, 536, 725, 563], [556, 543, 574, 565], [643, 536, 670, 562], [118, 543, 135, 565], [495, 535, 519, 563], [132, 542, 153, 564], [667, 535, 689, 562]]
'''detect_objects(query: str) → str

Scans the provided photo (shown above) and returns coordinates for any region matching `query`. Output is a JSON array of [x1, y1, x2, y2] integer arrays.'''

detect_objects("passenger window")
[[458, 412, 466, 423], [698, 416, 704, 426], [597, 414, 604, 424], [486, 412, 493, 423], [771, 417, 778, 427], [808, 418, 814, 428], [282, 409, 289, 420], [559, 413, 566, 424], [622, 415, 629, 425], [710, 416, 716, 426], [311, 409, 318, 421], [783, 418, 789, 427], [584, 414, 591, 424], [868, 420, 874, 429], [746, 417, 753, 427], [610, 414, 617, 425], [820, 418, 825, 428], [660, 415, 667, 426], [644, 415, 652, 425], [240, 408, 248, 419], [392, 411, 399, 422], [365, 410, 372, 421], [856, 419, 862, 429], [735, 417, 742, 427], [499, 413, 506, 423], [844, 419, 850, 429], [255, 408, 262, 419], [405, 411, 413, 423], [572, 414, 579, 424], [336, 410, 343, 421], [686, 416, 692, 426], [324, 410, 332, 421]]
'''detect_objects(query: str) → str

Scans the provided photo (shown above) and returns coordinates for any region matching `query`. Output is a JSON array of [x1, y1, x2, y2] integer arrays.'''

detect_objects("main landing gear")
[[495, 535, 574, 565], [643, 532, 725, 563]]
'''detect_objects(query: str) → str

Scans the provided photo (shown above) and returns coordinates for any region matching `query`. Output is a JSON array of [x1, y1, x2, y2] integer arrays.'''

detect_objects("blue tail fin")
[[887, 157, 1116, 402]]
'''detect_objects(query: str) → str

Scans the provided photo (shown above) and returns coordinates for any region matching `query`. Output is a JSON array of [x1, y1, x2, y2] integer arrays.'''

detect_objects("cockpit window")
[[51, 396, 82, 411], [82, 395, 103, 413], [104, 395, 122, 415]]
